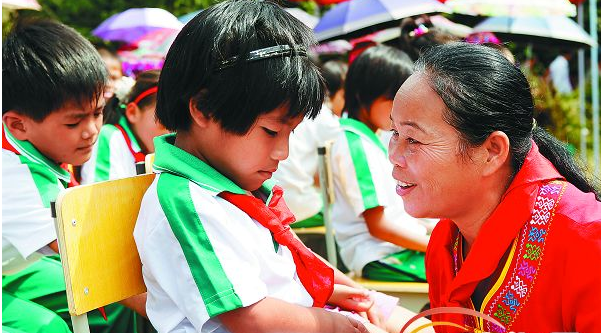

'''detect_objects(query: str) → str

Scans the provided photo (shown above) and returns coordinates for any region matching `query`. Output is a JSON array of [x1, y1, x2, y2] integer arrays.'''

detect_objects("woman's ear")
[[188, 97, 211, 128], [482, 130, 511, 176], [125, 103, 140, 124], [3, 111, 29, 141]]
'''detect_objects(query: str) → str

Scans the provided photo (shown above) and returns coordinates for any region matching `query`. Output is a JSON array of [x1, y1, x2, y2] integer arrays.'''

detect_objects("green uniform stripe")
[[93, 125, 119, 182], [344, 131, 381, 210], [339, 118, 387, 155], [18, 155, 63, 208], [157, 174, 243, 317]]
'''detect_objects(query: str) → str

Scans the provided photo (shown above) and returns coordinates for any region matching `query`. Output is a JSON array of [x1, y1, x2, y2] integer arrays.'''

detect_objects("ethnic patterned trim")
[[480, 181, 567, 332]]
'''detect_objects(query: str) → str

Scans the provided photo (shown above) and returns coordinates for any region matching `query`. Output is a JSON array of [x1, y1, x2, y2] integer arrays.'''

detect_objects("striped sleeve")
[[2, 151, 59, 265], [331, 132, 385, 217], [141, 173, 267, 329]]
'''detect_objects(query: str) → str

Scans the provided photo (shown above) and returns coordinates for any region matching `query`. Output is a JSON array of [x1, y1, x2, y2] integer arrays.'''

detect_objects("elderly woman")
[[389, 42, 600, 332]]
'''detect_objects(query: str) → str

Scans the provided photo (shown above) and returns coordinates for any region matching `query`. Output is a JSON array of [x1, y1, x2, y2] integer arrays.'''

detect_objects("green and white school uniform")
[[330, 118, 428, 279], [134, 134, 313, 333], [272, 105, 340, 226], [2, 125, 136, 333], [81, 116, 143, 184]]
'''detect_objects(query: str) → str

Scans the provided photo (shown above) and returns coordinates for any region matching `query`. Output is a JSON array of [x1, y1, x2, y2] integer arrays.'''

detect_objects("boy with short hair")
[[133, 2, 432, 333], [2, 18, 140, 332]]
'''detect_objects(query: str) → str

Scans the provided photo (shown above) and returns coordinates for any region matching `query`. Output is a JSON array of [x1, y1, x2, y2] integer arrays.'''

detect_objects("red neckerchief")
[[426, 142, 564, 330], [113, 124, 146, 163], [2, 127, 19, 154], [219, 186, 334, 307]]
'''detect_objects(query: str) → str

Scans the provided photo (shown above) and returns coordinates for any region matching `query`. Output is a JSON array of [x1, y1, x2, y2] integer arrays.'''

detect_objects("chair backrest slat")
[[54, 174, 155, 315]]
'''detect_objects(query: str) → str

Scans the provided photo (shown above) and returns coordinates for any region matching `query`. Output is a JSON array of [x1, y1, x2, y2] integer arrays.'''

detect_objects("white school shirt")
[[80, 116, 143, 184], [330, 118, 428, 275], [134, 134, 313, 333], [272, 105, 341, 221], [2, 125, 70, 275]]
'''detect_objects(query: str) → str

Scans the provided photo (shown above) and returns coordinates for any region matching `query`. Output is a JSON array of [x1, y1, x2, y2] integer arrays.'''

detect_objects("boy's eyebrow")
[[65, 104, 105, 119]]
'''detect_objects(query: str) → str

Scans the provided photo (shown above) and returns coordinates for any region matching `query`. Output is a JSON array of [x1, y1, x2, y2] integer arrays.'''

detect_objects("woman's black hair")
[[415, 42, 599, 198], [104, 70, 160, 125], [321, 60, 348, 97], [345, 45, 413, 120], [156, 0, 324, 134], [3, 18, 107, 121], [399, 17, 457, 61]]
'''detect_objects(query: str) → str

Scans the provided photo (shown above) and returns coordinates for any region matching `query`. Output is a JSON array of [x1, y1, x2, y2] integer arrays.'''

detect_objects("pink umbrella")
[[129, 28, 179, 56], [93, 8, 183, 43]]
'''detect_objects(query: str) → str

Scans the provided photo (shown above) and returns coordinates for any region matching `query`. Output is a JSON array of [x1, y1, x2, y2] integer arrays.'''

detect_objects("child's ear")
[[3, 111, 30, 141], [188, 98, 211, 128], [125, 103, 140, 124]]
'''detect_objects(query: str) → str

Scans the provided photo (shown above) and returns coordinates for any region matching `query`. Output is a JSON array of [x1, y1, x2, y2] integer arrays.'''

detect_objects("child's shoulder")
[[149, 172, 231, 215], [97, 123, 126, 145]]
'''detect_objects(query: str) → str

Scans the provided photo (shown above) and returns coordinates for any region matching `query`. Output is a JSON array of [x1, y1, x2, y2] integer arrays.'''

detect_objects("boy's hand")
[[329, 284, 373, 312], [328, 284, 383, 328]]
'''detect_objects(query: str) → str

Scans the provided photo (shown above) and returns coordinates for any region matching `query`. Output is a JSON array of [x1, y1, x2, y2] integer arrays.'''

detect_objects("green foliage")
[[11, 0, 224, 39], [525, 65, 598, 173]]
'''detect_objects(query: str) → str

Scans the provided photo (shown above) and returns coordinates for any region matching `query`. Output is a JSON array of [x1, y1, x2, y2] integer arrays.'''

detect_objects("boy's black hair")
[[156, 0, 325, 134], [321, 60, 348, 97], [345, 45, 413, 120], [2, 18, 107, 121]]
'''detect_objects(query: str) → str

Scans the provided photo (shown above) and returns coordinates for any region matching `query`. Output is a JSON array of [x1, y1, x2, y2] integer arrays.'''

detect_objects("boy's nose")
[[82, 120, 99, 140], [272, 138, 290, 161]]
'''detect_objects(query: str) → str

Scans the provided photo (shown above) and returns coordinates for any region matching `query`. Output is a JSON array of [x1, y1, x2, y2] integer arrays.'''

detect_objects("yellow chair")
[[144, 153, 155, 174], [317, 143, 430, 313], [52, 174, 155, 333], [291, 225, 327, 235]]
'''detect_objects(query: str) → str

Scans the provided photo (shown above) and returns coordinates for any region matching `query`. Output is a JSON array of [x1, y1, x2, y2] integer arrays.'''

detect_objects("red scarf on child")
[[220, 186, 334, 308]]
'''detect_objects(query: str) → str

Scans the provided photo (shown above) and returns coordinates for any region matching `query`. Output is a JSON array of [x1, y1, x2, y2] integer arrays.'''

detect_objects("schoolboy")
[[132, 1, 429, 332], [3, 19, 140, 332]]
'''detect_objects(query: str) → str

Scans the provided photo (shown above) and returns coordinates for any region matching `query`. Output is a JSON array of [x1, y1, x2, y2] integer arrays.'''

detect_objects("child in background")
[[2, 19, 143, 333], [273, 60, 348, 227], [81, 70, 168, 183], [330, 45, 433, 282], [398, 16, 457, 62], [133, 1, 430, 332], [97, 47, 125, 100]]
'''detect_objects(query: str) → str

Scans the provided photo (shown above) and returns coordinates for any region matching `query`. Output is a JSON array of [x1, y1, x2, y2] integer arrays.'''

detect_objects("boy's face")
[[199, 106, 304, 192], [14, 98, 104, 165]]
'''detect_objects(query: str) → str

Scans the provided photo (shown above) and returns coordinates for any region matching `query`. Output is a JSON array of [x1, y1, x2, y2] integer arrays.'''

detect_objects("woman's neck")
[[456, 174, 513, 255]]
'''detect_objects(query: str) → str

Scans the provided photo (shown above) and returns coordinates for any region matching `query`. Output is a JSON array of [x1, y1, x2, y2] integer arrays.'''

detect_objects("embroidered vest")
[[453, 180, 567, 332]]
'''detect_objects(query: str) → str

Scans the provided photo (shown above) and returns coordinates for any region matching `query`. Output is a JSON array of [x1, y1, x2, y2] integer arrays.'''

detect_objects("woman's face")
[[388, 73, 485, 220]]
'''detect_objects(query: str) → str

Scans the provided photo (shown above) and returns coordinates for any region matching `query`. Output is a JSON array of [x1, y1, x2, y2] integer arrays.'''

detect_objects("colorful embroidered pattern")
[[480, 181, 566, 332]]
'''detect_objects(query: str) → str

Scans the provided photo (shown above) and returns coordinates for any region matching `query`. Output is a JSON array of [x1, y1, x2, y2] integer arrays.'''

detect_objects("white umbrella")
[[472, 16, 597, 48], [430, 15, 472, 38], [314, 0, 450, 42], [285, 8, 319, 29], [2, 0, 41, 10], [445, 0, 576, 17]]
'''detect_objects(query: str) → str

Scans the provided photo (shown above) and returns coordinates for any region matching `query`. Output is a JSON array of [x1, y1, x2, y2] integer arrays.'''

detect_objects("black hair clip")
[[215, 45, 307, 72]]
